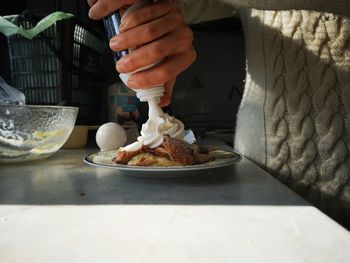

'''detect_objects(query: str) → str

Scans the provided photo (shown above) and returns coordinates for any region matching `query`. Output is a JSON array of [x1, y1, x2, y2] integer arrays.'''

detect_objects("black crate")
[[5, 13, 106, 124]]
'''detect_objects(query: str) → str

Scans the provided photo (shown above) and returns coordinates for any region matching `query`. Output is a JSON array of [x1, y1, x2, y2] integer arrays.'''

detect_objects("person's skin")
[[88, 0, 196, 107]]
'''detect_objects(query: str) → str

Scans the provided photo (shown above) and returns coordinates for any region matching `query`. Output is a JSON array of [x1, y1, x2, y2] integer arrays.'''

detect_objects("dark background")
[[0, 0, 245, 145]]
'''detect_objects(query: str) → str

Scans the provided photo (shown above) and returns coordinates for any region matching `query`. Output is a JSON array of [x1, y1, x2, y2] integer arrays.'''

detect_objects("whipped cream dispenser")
[[103, 0, 185, 149], [103, 0, 165, 117]]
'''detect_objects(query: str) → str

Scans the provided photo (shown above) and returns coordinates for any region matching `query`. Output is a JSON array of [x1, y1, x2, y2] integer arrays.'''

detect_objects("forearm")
[[180, 0, 350, 23], [180, 0, 237, 24], [230, 0, 350, 16]]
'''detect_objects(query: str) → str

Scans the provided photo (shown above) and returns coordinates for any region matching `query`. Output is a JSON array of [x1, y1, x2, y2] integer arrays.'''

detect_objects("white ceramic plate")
[[84, 150, 241, 178]]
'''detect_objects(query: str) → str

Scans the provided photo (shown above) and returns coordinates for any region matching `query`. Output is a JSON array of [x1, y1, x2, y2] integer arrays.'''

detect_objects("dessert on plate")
[[114, 134, 213, 167], [113, 73, 232, 167], [112, 101, 222, 167]]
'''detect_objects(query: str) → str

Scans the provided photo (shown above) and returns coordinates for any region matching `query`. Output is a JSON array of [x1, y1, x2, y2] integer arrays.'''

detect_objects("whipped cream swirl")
[[139, 96, 184, 148], [140, 113, 184, 148], [120, 96, 185, 152]]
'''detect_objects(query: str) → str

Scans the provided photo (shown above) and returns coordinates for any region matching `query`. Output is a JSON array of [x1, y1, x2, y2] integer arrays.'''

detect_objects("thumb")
[[159, 78, 176, 107]]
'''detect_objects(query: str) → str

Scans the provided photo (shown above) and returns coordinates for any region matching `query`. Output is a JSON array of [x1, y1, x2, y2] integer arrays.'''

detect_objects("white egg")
[[96, 122, 127, 151]]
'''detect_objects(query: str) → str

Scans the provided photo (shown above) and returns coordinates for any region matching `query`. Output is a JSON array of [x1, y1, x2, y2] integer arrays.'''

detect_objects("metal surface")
[[1, 145, 350, 263]]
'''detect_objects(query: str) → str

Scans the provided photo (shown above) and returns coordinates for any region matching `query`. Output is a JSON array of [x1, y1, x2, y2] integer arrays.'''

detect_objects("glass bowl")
[[0, 105, 78, 163]]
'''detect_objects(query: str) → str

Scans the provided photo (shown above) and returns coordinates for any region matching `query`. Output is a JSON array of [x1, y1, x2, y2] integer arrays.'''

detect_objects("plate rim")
[[84, 149, 241, 172]]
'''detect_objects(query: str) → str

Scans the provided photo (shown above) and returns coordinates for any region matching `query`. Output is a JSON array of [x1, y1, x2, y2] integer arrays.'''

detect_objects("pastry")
[[113, 134, 213, 167]]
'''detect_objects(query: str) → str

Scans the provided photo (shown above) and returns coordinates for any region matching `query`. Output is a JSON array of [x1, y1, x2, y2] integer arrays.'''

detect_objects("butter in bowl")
[[62, 125, 100, 149]]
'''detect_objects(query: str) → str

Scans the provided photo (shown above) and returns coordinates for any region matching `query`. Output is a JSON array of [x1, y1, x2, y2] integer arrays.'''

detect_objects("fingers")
[[116, 26, 193, 73], [92, 0, 196, 107], [126, 45, 196, 88], [110, 10, 183, 51], [159, 78, 176, 107], [87, 0, 97, 7], [120, 0, 178, 32], [88, 0, 134, 20]]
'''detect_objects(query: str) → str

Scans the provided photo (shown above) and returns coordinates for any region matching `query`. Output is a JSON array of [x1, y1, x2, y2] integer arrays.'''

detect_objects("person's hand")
[[88, 0, 196, 107], [87, 0, 136, 20]]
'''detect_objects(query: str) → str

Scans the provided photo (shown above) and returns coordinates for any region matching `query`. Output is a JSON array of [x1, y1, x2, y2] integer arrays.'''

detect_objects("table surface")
[[1, 142, 350, 263]]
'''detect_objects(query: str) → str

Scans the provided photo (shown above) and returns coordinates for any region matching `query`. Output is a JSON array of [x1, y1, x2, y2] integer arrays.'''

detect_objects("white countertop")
[[0, 145, 350, 263]]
